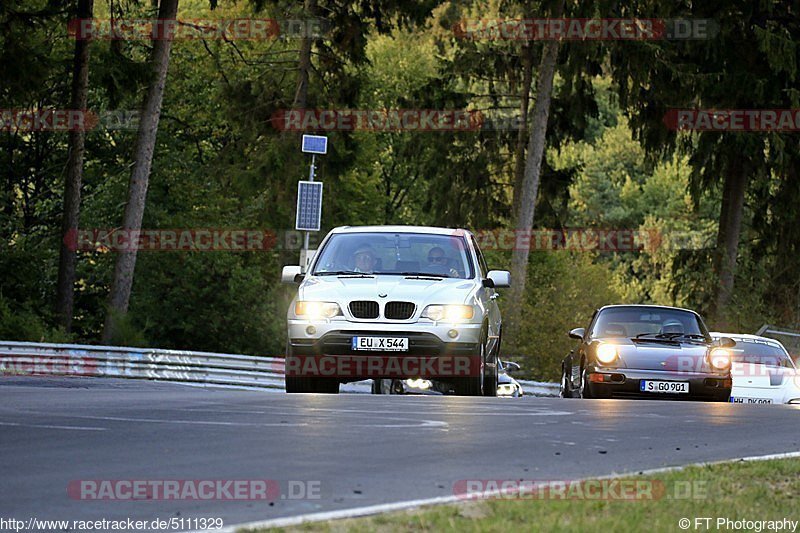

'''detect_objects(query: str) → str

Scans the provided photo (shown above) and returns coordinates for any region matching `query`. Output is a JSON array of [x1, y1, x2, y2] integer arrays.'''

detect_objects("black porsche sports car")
[[560, 305, 735, 402]]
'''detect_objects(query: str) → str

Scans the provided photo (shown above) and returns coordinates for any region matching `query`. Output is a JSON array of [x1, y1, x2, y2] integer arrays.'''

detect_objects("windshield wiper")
[[633, 332, 680, 341], [633, 332, 708, 343], [400, 272, 447, 278], [316, 271, 374, 277]]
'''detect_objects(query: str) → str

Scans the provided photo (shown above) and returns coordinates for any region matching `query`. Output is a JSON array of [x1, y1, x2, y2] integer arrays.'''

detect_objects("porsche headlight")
[[596, 343, 618, 365], [709, 348, 732, 371], [422, 304, 474, 322], [788, 399, 800, 405], [294, 301, 341, 319]]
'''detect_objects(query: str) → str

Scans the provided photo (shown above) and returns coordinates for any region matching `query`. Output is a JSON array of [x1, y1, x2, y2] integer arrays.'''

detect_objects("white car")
[[711, 332, 800, 405], [281, 226, 510, 395]]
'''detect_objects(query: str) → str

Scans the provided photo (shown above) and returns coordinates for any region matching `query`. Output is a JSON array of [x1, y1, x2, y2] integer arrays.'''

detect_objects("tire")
[[455, 335, 486, 396], [483, 367, 498, 397], [559, 367, 571, 398], [580, 367, 593, 399], [284, 342, 339, 394], [483, 336, 499, 397], [371, 379, 383, 394]]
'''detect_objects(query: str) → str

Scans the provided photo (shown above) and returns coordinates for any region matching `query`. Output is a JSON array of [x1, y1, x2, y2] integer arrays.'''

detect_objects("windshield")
[[590, 307, 708, 340], [312, 232, 474, 279], [720, 337, 795, 368]]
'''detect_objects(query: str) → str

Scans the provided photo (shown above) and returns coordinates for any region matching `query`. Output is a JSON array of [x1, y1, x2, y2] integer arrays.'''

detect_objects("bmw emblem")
[[378, 293, 387, 298]]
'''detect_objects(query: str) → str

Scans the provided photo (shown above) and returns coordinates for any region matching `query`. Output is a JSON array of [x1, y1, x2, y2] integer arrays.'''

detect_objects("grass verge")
[[249, 458, 800, 533]]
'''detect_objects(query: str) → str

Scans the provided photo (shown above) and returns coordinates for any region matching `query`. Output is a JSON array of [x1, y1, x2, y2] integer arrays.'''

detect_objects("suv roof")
[[329, 225, 470, 236]]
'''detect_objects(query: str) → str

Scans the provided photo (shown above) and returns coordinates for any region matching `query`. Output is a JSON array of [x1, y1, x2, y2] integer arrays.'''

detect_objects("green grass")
[[250, 458, 800, 533]]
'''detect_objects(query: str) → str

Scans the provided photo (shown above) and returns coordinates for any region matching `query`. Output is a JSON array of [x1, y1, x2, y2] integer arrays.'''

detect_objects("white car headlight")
[[595, 343, 618, 365], [497, 383, 517, 396], [294, 301, 342, 319], [422, 304, 474, 322], [405, 379, 431, 390]]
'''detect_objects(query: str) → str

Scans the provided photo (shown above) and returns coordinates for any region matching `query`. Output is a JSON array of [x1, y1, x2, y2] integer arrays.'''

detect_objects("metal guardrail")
[[0, 341, 285, 390], [0, 340, 561, 396]]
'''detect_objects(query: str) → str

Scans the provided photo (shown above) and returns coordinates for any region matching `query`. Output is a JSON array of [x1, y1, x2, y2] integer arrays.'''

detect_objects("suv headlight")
[[295, 301, 342, 319], [422, 304, 474, 322]]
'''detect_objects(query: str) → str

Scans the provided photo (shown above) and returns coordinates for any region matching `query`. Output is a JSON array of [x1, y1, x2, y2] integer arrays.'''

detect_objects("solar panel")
[[301, 134, 328, 154], [295, 181, 323, 231]]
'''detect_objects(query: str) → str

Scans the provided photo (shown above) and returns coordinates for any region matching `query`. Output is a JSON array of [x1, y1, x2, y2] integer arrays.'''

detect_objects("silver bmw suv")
[[281, 225, 510, 395]]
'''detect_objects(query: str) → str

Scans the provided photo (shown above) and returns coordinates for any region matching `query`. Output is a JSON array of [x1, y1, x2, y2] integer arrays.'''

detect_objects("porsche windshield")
[[591, 307, 708, 340], [312, 232, 474, 279]]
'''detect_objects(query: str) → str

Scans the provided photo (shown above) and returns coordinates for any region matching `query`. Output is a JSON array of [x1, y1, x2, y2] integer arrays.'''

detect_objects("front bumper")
[[586, 367, 731, 402], [287, 319, 482, 356]]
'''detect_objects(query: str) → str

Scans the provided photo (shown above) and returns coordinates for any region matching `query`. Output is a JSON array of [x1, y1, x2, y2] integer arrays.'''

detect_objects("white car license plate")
[[351, 336, 408, 352], [730, 397, 773, 404], [640, 380, 689, 393]]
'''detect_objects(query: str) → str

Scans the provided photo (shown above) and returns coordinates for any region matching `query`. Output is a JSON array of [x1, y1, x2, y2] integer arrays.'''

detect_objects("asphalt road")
[[1, 377, 799, 530]]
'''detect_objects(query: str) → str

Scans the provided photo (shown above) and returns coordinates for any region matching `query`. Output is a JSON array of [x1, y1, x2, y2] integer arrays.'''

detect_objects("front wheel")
[[560, 367, 571, 398], [285, 343, 339, 394], [454, 339, 486, 396], [580, 367, 593, 399]]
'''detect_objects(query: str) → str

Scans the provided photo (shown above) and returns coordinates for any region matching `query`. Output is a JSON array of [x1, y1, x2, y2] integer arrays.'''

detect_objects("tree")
[[508, 0, 564, 324], [55, 0, 93, 332], [103, 0, 179, 342]]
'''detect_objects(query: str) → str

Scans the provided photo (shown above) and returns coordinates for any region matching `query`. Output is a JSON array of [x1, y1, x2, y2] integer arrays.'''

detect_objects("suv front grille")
[[349, 300, 379, 319], [385, 301, 415, 320]]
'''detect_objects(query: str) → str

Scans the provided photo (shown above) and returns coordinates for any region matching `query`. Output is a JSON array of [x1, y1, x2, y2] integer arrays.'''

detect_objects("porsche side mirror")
[[569, 327, 585, 340]]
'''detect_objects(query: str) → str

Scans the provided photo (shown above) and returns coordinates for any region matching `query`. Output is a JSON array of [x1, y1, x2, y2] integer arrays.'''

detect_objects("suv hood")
[[299, 275, 476, 306]]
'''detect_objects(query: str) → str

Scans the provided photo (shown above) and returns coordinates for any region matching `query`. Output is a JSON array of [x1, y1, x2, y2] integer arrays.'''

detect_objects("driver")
[[427, 247, 448, 267], [352, 244, 377, 273], [427, 246, 458, 277], [660, 319, 684, 335]]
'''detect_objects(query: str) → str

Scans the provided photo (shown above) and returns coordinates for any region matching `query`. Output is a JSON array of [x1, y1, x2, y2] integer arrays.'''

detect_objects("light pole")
[[296, 134, 327, 272]]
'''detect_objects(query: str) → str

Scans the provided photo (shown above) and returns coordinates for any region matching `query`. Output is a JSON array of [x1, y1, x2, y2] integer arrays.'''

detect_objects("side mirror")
[[503, 361, 521, 372], [568, 327, 585, 340], [483, 270, 511, 288], [715, 337, 736, 348], [281, 265, 303, 284]]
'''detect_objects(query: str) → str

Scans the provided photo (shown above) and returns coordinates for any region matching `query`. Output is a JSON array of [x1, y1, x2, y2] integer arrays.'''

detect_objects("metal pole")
[[302, 154, 316, 268]]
